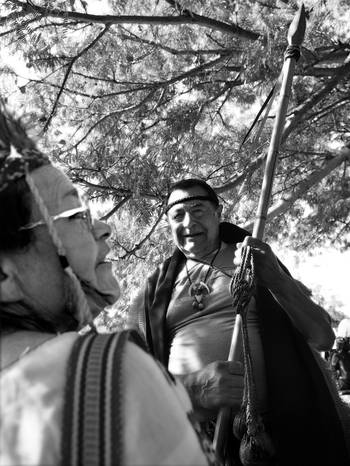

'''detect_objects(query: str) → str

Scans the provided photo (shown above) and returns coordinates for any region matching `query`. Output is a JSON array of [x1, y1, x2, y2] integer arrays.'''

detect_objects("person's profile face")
[[167, 186, 222, 259], [22, 166, 120, 321]]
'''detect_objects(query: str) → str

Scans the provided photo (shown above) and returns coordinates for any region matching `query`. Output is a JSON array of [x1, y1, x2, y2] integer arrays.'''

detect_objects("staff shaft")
[[213, 5, 306, 459], [213, 313, 243, 453], [253, 58, 296, 240]]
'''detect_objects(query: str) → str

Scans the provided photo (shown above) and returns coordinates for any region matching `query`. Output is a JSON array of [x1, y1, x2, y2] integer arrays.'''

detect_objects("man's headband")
[[166, 195, 218, 213]]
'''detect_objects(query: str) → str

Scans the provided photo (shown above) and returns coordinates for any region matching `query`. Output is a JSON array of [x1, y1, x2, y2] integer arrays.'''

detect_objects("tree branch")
[[0, 8, 32, 25], [71, 71, 147, 85], [157, 54, 232, 87], [67, 88, 158, 149], [100, 195, 132, 221], [213, 60, 350, 197], [0, 16, 40, 38], [8, 0, 260, 40], [20, 76, 96, 98], [70, 175, 122, 193], [307, 96, 350, 124], [300, 66, 350, 77], [214, 151, 267, 193], [43, 24, 110, 131], [163, 0, 259, 40], [120, 31, 239, 56], [241, 146, 350, 231], [119, 208, 165, 259], [282, 59, 350, 142], [60, 52, 233, 148]]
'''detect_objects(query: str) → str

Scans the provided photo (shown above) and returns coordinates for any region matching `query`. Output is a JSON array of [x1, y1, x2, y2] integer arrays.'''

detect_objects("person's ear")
[[0, 257, 23, 303]]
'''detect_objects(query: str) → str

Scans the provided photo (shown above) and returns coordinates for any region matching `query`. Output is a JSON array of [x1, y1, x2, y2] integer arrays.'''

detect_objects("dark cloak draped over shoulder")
[[134, 222, 350, 466]]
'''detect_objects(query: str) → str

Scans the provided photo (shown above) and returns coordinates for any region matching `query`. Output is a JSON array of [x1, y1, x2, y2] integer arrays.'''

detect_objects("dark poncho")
[[132, 222, 350, 466]]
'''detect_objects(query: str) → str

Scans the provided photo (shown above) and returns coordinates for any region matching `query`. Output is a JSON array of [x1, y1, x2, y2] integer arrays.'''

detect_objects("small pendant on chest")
[[189, 281, 210, 310]]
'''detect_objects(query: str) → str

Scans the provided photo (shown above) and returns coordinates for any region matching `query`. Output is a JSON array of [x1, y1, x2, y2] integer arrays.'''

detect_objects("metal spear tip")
[[287, 3, 306, 47]]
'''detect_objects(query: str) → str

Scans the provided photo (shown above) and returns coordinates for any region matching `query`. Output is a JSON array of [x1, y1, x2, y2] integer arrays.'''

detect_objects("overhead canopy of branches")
[[1, 0, 349, 258]]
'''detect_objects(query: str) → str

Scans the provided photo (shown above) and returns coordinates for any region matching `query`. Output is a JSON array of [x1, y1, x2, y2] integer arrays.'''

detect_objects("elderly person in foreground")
[[0, 107, 216, 466], [129, 178, 350, 466]]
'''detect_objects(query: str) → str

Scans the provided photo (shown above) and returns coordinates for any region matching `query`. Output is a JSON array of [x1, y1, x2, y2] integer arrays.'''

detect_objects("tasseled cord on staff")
[[230, 246, 275, 466]]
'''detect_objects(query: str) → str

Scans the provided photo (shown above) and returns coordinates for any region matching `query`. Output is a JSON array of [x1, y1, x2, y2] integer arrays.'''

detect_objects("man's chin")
[[180, 245, 203, 258], [180, 239, 204, 254]]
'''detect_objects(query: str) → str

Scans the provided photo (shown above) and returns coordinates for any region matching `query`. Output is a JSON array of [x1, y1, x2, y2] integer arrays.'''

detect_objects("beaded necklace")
[[185, 243, 222, 310]]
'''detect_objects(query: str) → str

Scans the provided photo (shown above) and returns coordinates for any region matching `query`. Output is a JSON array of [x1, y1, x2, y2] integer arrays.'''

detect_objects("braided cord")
[[230, 246, 275, 465], [230, 246, 257, 421], [25, 171, 93, 330]]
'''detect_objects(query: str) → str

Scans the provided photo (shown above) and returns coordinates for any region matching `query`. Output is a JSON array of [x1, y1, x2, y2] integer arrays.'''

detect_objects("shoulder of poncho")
[[150, 251, 182, 281], [219, 221, 250, 243]]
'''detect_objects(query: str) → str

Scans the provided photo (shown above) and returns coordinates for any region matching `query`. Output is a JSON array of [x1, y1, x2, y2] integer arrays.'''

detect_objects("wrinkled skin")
[[0, 165, 120, 331]]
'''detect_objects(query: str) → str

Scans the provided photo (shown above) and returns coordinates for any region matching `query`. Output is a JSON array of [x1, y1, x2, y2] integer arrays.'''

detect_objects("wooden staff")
[[213, 4, 306, 459]]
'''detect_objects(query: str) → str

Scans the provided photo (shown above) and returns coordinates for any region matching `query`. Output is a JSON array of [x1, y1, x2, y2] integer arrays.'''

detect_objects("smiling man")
[[166, 184, 222, 259], [129, 178, 350, 466]]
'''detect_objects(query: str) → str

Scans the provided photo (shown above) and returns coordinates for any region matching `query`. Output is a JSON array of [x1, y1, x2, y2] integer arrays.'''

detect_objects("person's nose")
[[92, 218, 112, 241], [182, 211, 195, 228]]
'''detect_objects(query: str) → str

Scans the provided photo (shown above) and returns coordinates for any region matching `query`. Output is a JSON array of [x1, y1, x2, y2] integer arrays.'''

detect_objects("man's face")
[[167, 186, 222, 259]]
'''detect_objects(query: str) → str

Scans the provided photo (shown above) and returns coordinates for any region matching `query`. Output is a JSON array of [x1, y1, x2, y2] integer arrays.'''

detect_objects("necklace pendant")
[[189, 282, 209, 311], [186, 247, 221, 312], [189, 281, 210, 297], [193, 300, 204, 310]]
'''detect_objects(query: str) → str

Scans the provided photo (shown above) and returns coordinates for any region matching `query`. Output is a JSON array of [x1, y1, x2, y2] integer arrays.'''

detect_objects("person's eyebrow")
[[190, 201, 205, 207], [169, 205, 184, 213]]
